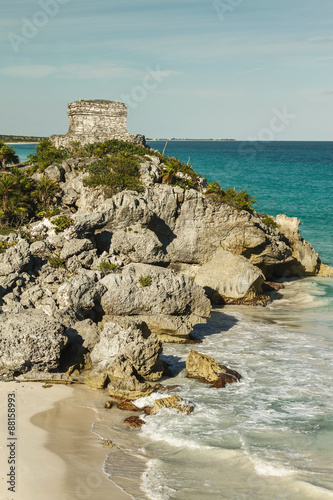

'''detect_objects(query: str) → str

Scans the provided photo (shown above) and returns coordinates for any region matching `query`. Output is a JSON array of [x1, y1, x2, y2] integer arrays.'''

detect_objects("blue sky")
[[1, 0, 332, 139]]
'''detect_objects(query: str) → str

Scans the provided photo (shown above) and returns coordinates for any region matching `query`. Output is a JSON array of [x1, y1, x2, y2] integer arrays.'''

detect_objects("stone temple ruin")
[[50, 99, 145, 148]]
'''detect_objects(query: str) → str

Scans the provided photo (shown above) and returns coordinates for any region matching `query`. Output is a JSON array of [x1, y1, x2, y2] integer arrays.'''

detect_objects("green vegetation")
[[83, 154, 143, 194], [260, 214, 278, 229], [0, 138, 259, 236], [34, 177, 60, 207], [0, 166, 62, 228], [52, 214, 73, 234], [47, 252, 66, 268], [139, 274, 152, 287], [0, 241, 16, 253], [0, 142, 19, 169], [98, 261, 119, 275], [205, 181, 257, 213], [27, 139, 69, 171], [0, 224, 15, 235]]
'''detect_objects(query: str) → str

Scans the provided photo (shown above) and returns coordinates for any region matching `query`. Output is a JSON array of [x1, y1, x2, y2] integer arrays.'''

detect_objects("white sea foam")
[[141, 460, 176, 500]]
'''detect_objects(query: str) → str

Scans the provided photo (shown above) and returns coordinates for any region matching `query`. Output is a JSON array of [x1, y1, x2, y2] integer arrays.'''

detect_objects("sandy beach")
[[0, 382, 132, 500]]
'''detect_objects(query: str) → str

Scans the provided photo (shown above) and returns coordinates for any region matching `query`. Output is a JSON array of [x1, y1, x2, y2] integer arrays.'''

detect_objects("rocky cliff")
[[0, 138, 331, 398]]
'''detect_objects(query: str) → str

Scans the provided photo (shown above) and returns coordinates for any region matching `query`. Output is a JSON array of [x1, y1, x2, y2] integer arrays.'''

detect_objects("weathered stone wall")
[[50, 99, 145, 147]]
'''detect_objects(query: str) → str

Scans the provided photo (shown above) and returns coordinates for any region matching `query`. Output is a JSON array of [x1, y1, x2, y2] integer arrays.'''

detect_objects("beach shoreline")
[[0, 382, 133, 500]]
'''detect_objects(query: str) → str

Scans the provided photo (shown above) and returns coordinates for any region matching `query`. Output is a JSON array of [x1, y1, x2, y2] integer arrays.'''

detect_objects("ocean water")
[[15, 141, 333, 499], [11, 143, 37, 164]]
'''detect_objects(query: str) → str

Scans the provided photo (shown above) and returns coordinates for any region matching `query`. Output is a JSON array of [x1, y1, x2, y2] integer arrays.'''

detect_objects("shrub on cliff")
[[0, 144, 19, 169], [206, 181, 256, 213], [27, 139, 69, 171], [83, 154, 143, 194]]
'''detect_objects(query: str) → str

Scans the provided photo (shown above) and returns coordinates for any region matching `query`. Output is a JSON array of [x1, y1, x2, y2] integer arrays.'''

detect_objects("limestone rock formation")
[[0, 310, 67, 376], [100, 263, 211, 339], [193, 248, 265, 304], [149, 395, 194, 415], [86, 322, 162, 399], [186, 350, 242, 387], [275, 214, 320, 275], [50, 100, 145, 147], [56, 272, 106, 311]]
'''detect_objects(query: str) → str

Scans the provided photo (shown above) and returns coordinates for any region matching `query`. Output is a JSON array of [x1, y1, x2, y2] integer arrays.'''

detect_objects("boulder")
[[123, 416, 145, 428], [86, 322, 162, 398], [56, 272, 105, 310], [0, 240, 31, 276], [60, 238, 94, 260], [194, 248, 265, 303], [318, 263, 333, 277], [44, 164, 64, 183], [100, 263, 211, 339], [0, 310, 67, 375], [186, 350, 242, 387], [149, 395, 194, 415], [90, 322, 162, 379]]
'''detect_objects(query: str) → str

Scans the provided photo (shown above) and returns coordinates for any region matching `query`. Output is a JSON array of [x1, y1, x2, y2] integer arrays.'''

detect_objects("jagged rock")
[[86, 322, 161, 398], [30, 240, 54, 258], [90, 322, 162, 379], [194, 248, 265, 304], [0, 240, 31, 276], [100, 263, 211, 339], [66, 319, 101, 352], [116, 401, 140, 411], [275, 214, 320, 275], [186, 350, 242, 387], [149, 395, 194, 415], [318, 263, 333, 277], [56, 272, 105, 310], [0, 310, 67, 375], [20, 284, 44, 306], [44, 164, 64, 183], [107, 373, 153, 400], [123, 416, 145, 428], [85, 369, 108, 389], [60, 238, 94, 260]]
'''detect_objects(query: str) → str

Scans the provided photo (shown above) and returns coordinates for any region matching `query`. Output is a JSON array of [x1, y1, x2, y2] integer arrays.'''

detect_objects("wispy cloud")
[[323, 89, 333, 94], [2, 65, 55, 78], [158, 88, 241, 98], [0, 63, 179, 80]]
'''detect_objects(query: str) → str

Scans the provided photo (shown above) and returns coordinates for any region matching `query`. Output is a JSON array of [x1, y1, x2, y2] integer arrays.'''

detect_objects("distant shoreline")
[[147, 138, 236, 142], [6, 142, 39, 145]]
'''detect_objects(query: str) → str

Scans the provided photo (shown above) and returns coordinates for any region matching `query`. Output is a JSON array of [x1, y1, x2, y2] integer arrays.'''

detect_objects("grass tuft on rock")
[[139, 274, 152, 287]]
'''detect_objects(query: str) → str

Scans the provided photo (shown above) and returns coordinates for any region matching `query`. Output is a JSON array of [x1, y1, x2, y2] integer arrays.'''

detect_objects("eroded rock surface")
[[186, 350, 242, 387], [0, 310, 67, 375]]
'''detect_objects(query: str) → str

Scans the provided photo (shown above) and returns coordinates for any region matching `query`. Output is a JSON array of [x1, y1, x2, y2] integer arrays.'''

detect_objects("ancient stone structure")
[[50, 99, 145, 147]]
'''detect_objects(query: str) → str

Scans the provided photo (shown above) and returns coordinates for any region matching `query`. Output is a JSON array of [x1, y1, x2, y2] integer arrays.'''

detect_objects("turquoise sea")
[[14, 141, 333, 499]]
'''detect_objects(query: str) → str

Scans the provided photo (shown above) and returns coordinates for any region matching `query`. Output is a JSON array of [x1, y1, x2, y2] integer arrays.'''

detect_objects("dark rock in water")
[[153, 383, 181, 392], [262, 281, 285, 292], [116, 400, 140, 412], [123, 416, 145, 428], [149, 395, 194, 415], [186, 349, 241, 388]]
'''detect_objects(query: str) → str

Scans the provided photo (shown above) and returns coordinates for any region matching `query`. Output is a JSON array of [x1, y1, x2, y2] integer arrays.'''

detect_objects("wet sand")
[[0, 382, 132, 500]]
